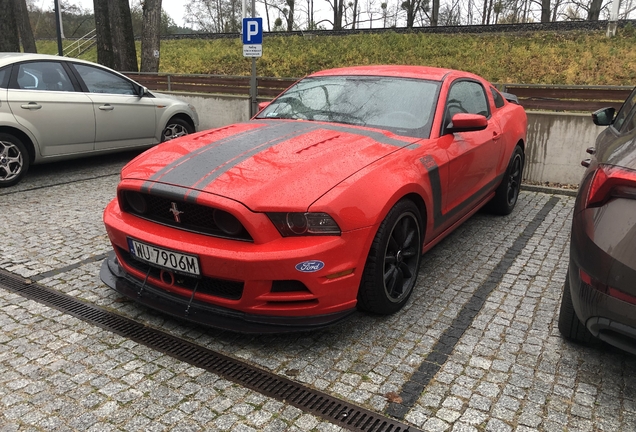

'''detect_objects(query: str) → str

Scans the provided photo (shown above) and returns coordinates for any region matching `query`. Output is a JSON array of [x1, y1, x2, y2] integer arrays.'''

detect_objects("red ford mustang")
[[100, 66, 527, 332]]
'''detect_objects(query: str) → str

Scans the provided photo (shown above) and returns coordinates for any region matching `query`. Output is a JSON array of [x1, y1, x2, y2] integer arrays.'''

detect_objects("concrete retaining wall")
[[174, 92, 603, 186]]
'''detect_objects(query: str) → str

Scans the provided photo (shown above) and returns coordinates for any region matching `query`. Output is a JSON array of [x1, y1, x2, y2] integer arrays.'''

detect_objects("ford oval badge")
[[295, 260, 324, 272]]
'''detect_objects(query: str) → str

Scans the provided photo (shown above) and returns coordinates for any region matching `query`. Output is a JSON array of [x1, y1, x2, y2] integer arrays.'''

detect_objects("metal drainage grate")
[[0, 269, 420, 432]]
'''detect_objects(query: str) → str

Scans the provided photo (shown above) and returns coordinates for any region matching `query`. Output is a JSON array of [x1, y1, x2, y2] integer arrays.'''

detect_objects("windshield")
[[256, 76, 441, 138]]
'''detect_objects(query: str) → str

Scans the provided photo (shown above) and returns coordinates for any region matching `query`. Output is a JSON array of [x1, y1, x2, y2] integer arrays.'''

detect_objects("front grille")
[[117, 247, 244, 300], [121, 190, 253, 241]]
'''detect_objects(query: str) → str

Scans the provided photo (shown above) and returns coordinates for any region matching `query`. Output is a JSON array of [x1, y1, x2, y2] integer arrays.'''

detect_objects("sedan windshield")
[[256, 76, 441, 138]]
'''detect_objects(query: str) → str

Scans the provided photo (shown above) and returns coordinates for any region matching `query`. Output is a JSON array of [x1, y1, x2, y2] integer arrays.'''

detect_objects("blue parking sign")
[[242, 18, 263, 45]]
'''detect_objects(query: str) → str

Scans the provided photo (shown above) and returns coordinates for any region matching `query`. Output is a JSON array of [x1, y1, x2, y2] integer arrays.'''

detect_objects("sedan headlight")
[[267, 212, 341, 236]]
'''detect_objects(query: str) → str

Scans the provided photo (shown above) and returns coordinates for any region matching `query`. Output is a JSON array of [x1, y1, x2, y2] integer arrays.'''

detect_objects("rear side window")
[[0, 67, 8, 88], [491, 87, 505, 108], [16, 62, 75, 92]]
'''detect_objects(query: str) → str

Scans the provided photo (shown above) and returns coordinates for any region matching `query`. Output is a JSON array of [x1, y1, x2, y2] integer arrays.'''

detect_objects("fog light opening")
[[125, 191, 148, 214]]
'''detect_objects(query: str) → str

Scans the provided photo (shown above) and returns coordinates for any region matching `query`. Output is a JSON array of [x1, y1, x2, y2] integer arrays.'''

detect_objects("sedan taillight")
[[585, 165, 636, 208]]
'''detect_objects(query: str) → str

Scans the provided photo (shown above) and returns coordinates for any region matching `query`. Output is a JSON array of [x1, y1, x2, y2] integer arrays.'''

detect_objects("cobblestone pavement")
[[0, 154, 635, 431]]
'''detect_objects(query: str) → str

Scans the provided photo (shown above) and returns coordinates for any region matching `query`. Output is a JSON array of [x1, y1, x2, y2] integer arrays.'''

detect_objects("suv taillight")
[[585, 165, 636, 208]]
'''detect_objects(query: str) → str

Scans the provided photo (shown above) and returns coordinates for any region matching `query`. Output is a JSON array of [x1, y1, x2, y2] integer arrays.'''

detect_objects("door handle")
[[492, 131, 502, 141], [99, 104, 114, 111], [581, 158, 591, 167], [21, 102, 42, 110]]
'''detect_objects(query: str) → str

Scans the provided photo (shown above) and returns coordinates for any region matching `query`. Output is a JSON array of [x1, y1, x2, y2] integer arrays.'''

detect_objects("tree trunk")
[[588, 0, 603, 20], [431, 0, 439, 26], [286, 0, 295, 31], [334, 0, 343, 30], [141, 0, 162, 72], [94, 0, 115, 68], [109, 0, 138, 72], [541, 0, 550, 22], [0, 0, 20, 52], [13, 0, 36, 52]]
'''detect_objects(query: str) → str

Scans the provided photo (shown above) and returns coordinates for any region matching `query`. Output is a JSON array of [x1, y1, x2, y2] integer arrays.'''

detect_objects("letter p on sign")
[[242, 18, 263, 45]]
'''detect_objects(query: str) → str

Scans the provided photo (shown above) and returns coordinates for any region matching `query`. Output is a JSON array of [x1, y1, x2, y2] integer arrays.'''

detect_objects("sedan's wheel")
[[489, 145, 524, 215], [0, 133, 30, 187], [358, 199, 422, 315], [161, 117, 194, 142], [558, 271, 596, 344]]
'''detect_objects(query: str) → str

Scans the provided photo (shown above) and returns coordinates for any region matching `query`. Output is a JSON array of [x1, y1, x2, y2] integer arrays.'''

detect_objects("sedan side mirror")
[[137, 85, 149, 98], [446, 113, 488, 133], [592, 107, 616, 126]]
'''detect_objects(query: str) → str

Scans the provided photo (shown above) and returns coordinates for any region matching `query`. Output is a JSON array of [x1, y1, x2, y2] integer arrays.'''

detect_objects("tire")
[[558, 271, 595, 343], [161, 117, 194, 142], [358, 199, 422, 315], [489, 145, 524, 215], [0, 133, 30, 187]]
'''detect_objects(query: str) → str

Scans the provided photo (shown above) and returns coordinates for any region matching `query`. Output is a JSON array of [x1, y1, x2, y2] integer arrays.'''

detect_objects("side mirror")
[[592, 107, 616, 126], [137, 85, 149, 97], [446, 113, 488, 133], [258, 101, 271, 112]]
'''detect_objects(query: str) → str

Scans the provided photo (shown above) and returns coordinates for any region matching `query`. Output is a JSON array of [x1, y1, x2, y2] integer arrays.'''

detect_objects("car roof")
[[307, 65, 467, 82], [0, 52, 97, 68]]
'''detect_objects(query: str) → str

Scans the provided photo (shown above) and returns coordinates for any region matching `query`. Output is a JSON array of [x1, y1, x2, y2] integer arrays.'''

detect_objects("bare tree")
[[141, 0, 162, 72], [185, 0, 243, 32]]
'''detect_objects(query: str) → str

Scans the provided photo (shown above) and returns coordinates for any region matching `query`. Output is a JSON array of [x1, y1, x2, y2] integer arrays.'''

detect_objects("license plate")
[[127, 238, 201, 277]]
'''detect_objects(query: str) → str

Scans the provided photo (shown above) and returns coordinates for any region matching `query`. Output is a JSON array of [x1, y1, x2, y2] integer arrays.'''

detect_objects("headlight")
[[267, 212, 341, 236]]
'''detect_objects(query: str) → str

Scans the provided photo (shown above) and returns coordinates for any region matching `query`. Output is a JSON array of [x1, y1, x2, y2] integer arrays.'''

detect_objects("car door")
[[70, 63, 157, 151], [440, 79, 503, 215], [6, 61, 95, 157]]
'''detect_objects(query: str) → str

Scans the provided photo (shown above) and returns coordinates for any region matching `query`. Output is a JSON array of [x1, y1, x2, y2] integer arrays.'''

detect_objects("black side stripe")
[[420, 155, 503, 230]]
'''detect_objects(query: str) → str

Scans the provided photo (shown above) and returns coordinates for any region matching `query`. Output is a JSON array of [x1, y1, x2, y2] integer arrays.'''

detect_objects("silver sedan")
[[0, 53, 199, 186]]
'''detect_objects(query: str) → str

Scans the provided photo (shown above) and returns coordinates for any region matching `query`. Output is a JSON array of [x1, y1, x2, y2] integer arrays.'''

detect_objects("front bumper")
[[101, 252, 356, 333], [102, 197, 374, 332]]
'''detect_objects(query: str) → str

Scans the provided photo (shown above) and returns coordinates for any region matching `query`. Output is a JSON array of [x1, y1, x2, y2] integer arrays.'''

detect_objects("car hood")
[[122, 120, 417, 211]]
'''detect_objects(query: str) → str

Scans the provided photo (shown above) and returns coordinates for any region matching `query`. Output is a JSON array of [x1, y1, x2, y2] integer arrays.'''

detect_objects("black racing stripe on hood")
[[142, 120, 416, 202], [141, 122, 317, 198], [183, 122, 417, 202]]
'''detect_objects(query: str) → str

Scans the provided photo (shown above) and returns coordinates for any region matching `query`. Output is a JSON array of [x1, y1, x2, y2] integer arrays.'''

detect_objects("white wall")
[[174, 92, 602, 186]]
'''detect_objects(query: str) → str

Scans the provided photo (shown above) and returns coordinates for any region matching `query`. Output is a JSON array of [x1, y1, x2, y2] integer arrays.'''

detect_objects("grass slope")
[[37, 27, 636, 85]]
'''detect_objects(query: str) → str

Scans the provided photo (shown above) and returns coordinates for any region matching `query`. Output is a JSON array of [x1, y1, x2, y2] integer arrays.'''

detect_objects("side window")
[[0, 67, 9, 88], [612, 88, 636, 132], [621, 110, 636, 134], [17, 62, 74, 92], [491, 87, 505, 108], [445, 80, 490, 127], [74, 64, 137, 95]]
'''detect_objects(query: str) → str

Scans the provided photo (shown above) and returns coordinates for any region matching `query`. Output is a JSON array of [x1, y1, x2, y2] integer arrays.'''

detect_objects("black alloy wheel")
[[489, 145, 524, 215], [358, 199, 422, 315]]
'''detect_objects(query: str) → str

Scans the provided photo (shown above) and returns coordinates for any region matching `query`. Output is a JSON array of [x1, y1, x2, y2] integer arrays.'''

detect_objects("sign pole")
[[251, 0, 257, 117]]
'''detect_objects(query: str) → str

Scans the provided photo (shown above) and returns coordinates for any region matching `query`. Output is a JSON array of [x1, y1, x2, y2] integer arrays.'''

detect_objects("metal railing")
[[64, 29, 97, 58]]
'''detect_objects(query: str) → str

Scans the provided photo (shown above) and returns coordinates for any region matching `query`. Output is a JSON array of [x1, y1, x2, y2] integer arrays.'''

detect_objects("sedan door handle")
[[492, 132, 502, 141], [21, 102, 42, 110], [581, 158, 591, 167], [99, 104, 114, 111]]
